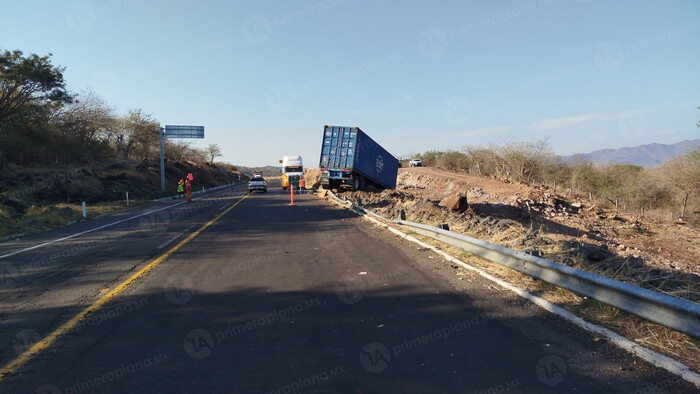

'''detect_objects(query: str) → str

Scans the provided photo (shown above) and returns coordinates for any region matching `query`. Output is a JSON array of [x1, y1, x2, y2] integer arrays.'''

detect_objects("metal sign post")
[[160, 127, 165, 191], [159, 125, 205, 192]]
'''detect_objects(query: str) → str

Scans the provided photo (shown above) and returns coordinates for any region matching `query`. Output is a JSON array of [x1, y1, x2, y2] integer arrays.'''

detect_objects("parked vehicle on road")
[[409, 159, 423, 167], [249, 176, 267, 193], [281, 156, 303, 190], [319, 125, 399, 190]]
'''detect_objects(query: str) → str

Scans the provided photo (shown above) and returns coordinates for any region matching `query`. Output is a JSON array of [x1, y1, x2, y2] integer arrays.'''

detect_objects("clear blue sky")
[[3, 0, 699, 166]]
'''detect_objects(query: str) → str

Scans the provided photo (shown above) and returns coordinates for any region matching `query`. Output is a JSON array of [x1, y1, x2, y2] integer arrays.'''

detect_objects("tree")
[[663, 149, 700, 219], [595, 163, 644, 208], [436, 150, 470, 172], [51, 89, 115, 163], [164, 140, 193, 161], [463, 146, 494, 176], [420, 150, 443, 167], [0, 50, 72, 128], [205, 143, 222, 164], [632, 174, 672, 215], [105, 109, 159, 159], [570, 159, 599, 195]]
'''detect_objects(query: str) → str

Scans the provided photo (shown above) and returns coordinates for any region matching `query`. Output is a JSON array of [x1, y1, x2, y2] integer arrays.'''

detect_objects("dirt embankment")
[[336, 167, 700, 302], [0, 159, 247, 237], [304, 169, 321, 189]]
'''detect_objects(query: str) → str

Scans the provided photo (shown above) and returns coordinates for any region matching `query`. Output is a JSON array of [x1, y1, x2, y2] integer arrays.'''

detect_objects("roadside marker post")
[[82, 201, 86, 218]]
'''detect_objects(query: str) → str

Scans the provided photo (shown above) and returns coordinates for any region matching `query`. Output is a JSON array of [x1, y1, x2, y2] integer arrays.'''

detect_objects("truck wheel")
[[353, 175, 364, 191]]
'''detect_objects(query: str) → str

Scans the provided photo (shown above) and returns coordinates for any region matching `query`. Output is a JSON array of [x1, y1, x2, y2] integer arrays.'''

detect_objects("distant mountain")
[[566, 139, 700, 167], [235, 165, 281, 177]]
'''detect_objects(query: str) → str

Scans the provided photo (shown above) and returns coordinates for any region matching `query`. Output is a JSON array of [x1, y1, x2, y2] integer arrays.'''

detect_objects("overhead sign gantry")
[[159, 125, 205, 191]]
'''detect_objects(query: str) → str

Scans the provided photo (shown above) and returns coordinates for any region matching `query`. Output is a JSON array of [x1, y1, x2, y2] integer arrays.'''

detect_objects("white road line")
[[157, 235, 179, 250], [0, 185, 245, 259], [0, 202, 185, 260], [0, 187, 245, 259], [219, 203, 231, 211]]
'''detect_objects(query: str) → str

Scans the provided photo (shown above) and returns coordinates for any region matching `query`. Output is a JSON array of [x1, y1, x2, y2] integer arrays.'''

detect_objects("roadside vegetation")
[[0, 49, 226, 167], [408, 138, 700, 227], [0, 49, 242, 237]]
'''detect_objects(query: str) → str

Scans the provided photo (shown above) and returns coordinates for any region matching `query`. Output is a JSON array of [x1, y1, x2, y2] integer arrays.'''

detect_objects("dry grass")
[[1, 200, 147, 237], [490, 225, 528, 246]]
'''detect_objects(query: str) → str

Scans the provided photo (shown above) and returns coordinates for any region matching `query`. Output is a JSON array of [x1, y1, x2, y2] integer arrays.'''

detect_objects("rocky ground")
[[334, 167, 699, 303]]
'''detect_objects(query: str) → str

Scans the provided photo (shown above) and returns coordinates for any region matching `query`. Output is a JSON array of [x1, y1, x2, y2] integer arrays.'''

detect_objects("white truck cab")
[[281, 156, 303, 190]]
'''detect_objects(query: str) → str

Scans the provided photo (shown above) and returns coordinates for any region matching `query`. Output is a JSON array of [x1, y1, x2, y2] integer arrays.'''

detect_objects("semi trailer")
[[319, 125, 398, 190]]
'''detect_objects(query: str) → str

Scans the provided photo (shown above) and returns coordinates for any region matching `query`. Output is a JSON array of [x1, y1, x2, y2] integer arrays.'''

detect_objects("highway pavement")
[[0, 181, 695, 392]]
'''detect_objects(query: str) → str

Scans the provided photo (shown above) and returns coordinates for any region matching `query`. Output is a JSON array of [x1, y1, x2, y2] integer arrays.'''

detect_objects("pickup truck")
[[248, 175, 267, 193]]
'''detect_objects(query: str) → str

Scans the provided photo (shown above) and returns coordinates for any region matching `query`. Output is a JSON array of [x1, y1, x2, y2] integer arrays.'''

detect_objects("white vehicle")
[[249, 176, 267, 193], [409, 158, 423, 167], [281, 155, 304, 190]]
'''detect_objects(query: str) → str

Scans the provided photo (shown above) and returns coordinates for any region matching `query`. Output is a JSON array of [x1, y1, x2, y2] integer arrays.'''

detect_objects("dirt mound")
[[304, 169, 321, 189]]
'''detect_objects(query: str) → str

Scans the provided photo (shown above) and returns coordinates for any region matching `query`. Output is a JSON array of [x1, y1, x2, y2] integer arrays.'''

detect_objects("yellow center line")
[[0, 192, 253, 381]]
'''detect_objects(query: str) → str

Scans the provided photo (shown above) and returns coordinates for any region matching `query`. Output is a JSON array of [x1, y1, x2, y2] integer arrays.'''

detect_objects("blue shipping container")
[[319, 125, 399, 189]]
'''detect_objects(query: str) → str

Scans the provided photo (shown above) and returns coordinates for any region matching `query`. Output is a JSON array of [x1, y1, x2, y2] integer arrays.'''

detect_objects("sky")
[[2, 0, 699, 166]]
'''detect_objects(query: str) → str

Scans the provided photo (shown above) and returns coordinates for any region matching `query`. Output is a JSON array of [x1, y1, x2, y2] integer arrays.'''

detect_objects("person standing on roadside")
[[299, 176, 305, 194], [185, 179, 192, 202], [177, 178, 185, 198]]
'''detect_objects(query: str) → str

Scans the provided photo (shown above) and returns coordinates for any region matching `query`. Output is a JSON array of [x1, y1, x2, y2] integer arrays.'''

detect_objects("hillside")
[[235, 165, 282, 178], [0, 160, 247, 238], [567, 139, 700, 167]]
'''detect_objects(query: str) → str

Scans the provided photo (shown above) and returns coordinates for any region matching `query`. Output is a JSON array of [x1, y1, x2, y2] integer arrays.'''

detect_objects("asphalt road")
[[0, 181, 695, 393]]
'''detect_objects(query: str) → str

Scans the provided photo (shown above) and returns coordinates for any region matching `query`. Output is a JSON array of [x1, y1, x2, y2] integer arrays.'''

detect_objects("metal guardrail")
[[326, 191, 700, 339], [151, 182, 247, 202]]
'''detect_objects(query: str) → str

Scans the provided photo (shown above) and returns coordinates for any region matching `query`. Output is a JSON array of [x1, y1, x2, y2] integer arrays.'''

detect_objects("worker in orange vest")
[[185, 179, 192, 202], [299, 176, 305, 194]]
